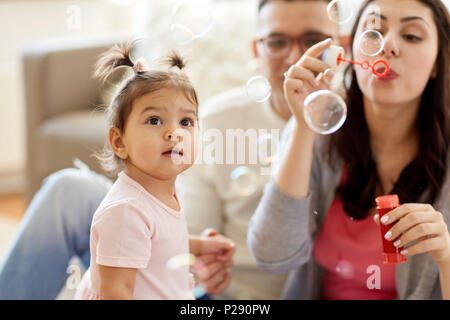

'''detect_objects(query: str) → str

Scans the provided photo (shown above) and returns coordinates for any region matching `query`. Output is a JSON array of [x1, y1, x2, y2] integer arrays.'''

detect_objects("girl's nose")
[[163, 128, 183, 142]]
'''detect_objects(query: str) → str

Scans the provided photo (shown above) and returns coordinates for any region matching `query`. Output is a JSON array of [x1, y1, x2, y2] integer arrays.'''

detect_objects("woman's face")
[[352, 0, 439, 106]]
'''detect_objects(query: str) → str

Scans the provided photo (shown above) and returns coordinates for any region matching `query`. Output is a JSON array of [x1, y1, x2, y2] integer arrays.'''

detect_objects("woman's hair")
[[327, 0, 450, 219], [93, 40, 198, 175]]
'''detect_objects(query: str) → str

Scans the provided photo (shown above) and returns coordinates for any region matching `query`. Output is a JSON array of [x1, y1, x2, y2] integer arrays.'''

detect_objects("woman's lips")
[[377, 68, 399, 81]]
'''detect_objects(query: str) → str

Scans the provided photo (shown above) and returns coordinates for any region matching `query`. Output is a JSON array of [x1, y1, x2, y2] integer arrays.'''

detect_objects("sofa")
[[22, 37, 125, 202]]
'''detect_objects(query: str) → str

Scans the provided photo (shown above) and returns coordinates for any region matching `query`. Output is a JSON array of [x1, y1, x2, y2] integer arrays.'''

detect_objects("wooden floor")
[[0, 193, 26, 221], [0, 193, 24, 262]]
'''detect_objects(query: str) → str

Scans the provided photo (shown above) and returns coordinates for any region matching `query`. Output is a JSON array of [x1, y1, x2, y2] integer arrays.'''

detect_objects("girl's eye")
[[180, 118, 194, 127], [147, 117, 162, 125], [403, 34, 422, 42]]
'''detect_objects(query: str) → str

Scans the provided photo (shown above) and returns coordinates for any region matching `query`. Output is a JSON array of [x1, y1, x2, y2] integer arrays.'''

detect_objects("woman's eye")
[[404, 34, 422, 42], [180, 118, 194, 127], [147, 117, 162, 125]]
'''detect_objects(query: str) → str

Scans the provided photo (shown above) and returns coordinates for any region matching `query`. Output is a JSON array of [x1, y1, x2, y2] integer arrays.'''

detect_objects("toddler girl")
[[74, 40, 230, 299]]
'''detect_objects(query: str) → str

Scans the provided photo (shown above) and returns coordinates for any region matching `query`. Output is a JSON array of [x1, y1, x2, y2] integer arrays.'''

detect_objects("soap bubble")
[[166, 253, 196, 270], [246, 75, 272, 103], [230, 166, 259, 197], [323, 68, 337, 84], [321, 68, 343, 87], [336, 260, 355, 279], [170, 0, 214, 45], [170, 24, 197, 46], [327, 0, 354, 25], [303, 90, 347, 135], [358, 29, 385, 56]]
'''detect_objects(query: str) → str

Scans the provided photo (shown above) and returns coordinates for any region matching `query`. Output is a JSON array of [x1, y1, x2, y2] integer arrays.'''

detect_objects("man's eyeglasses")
[[256, 32, 332, 59]]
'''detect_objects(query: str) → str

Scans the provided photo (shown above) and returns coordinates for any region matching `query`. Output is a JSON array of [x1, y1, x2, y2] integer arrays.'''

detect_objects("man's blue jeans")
[[0, 166, 112, 299]]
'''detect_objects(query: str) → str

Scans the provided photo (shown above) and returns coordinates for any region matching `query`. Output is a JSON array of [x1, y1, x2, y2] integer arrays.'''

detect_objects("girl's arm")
[[98, 265, 137, 300], [189, 232, 235, 259]]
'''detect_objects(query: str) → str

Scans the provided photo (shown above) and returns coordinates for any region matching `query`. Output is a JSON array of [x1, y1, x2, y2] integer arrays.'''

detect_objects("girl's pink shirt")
[[75, 171, 194, 300]]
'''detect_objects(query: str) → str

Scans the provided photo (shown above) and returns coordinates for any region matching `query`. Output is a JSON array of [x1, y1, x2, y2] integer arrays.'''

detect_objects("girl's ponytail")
[[164, 50, 187, 70], [93, 40, 136, 83]]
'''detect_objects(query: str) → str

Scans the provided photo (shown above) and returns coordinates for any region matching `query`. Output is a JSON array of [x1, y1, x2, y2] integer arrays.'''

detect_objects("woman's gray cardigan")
[[247, 118, 450, 299]]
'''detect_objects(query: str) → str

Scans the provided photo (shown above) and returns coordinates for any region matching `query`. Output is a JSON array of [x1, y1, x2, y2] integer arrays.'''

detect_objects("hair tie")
[[132, 57, 149, 73]]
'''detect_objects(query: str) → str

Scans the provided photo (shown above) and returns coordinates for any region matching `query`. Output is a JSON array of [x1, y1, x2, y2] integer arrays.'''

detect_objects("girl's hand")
[[197, 228, 236, 260], [374, 204, 450, 264], [191, 252, 233, 295], [189, 229, 235, 295], [283, 38, 332, 126]]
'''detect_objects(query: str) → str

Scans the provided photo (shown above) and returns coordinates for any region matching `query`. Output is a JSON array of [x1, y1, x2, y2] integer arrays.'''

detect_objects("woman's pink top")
[[313, 169, 397, 300]]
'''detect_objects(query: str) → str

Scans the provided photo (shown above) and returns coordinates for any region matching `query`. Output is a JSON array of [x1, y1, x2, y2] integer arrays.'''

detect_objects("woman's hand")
[[374, 203, 450, 264], [283, 38, 332, 125], [189, 229, 235, 295]]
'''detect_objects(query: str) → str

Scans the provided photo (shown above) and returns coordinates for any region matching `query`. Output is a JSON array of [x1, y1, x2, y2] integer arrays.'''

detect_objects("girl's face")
[[352, 0, 439, 106], [118, 87, 198, 180]]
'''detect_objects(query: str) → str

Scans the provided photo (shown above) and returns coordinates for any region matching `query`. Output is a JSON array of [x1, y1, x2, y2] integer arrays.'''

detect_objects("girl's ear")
[[109, 126, 128, 160]]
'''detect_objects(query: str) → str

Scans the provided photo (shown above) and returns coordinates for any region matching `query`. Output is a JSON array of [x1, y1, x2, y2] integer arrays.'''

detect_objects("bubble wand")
[[322, 45, 390, 78]]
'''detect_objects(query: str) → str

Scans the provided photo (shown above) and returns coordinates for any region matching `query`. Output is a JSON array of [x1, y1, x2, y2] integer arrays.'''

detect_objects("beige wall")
[[0, 0, 142, 194]]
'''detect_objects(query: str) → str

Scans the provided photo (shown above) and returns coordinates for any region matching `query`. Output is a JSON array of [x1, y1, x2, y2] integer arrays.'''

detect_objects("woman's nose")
[[381, 33, 400, 58]]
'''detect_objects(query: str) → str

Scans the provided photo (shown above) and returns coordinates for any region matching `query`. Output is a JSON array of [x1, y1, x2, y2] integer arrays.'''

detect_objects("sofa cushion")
[[40, 109, 108, 145], [37, 110, 110, 181]]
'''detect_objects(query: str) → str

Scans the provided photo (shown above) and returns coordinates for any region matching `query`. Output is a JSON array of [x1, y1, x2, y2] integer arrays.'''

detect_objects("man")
[[0, 0, 340, 299], [176, 0, 339, 299]]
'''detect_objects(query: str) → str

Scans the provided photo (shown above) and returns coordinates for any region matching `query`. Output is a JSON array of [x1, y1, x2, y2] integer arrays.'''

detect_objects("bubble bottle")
[[375, 194, 407, 264]]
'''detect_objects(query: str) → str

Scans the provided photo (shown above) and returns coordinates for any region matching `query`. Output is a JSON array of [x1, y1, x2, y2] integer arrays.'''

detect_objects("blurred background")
[[0, 0, 449, 281]]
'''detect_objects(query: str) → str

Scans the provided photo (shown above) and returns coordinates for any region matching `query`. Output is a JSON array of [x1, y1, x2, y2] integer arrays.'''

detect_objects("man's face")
[[253, 1, 338, 96]]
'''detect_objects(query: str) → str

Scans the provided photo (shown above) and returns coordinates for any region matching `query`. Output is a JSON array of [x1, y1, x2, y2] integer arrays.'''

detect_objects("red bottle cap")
[[384, 253, 407, 264], [375, 194, 399, 209]]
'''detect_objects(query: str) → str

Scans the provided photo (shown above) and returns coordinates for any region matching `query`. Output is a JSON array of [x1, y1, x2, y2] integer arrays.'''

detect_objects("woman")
[[248, 0, 450, 300]]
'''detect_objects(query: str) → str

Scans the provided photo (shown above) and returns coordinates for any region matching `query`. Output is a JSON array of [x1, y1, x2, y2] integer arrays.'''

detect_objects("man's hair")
[[258, 0, 332, 12]]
